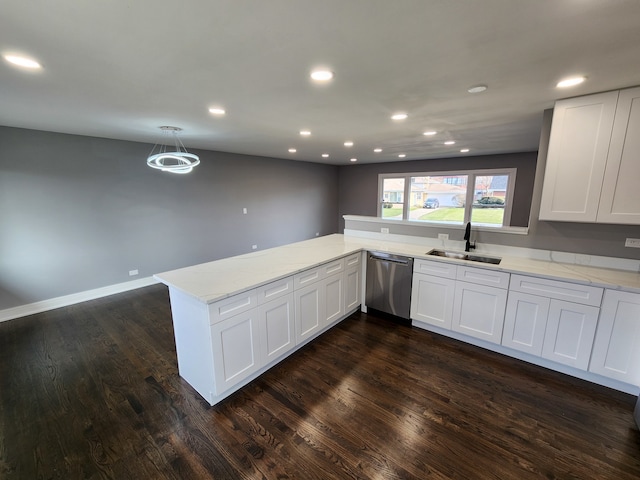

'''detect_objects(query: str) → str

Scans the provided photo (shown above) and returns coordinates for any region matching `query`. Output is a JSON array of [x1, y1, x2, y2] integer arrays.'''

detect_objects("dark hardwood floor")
[[1, 284, 639, 479]]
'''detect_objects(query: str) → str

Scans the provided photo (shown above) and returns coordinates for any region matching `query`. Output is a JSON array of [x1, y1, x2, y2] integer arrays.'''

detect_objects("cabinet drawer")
[[344, 252, 361, 268], [414, 258, 457, 279], [256, 277, 294, 305], [456, 265, 510, 289], [294, 266, 323, 289], [294, 258, 345, 289], [510, 274, 603, 307], [209, 290, 258, 325], [321, 258, 345, 276]]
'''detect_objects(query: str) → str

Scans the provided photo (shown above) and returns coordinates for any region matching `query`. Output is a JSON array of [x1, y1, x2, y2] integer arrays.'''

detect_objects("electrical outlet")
[[381, 227, 389, 234], [438, 233, 449, 241], [128, 269, 139, 276], [243, 207, 248, 214], [252, 244, 258, 250], [315, 232, 320, 236], [625, 238, 640, 248]]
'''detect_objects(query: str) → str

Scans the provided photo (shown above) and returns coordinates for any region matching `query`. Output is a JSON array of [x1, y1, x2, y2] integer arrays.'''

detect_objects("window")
[[378, 169, 516, 227], [380, 177, 405, 218]]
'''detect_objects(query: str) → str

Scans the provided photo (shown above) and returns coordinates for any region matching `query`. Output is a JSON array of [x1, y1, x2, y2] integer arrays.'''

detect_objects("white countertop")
[[154, 233, 640, 303]]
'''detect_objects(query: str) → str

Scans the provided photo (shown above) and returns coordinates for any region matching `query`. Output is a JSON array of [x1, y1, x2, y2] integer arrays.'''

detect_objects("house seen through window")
[[379, 169, 516, 227]]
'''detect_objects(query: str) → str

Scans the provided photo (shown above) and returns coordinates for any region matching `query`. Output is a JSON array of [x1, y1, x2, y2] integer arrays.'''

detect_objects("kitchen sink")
[[427, 249, 502, 265]]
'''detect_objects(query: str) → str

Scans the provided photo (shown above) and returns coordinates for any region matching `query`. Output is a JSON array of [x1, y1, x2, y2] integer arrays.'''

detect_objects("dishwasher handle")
[[368, 254, 411, 266]]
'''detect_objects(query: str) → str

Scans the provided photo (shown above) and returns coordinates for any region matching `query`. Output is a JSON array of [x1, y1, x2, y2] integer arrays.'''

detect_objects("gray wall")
[[338, 110, 640, 260], [0, 127, 339, 310]]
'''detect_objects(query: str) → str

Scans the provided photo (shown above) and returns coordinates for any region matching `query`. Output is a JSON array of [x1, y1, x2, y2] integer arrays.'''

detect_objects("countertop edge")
[[154, 234, 640, 304]]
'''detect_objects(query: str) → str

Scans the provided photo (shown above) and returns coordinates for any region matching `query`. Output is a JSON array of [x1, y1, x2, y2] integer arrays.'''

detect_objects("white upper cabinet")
[[539, 86, 640, 224], [597, 86, 640, 224], [539, 91, 618, 222]]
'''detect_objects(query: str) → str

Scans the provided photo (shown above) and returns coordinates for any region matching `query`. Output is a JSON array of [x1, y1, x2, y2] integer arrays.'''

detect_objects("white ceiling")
[[2, 0, 640, 165]]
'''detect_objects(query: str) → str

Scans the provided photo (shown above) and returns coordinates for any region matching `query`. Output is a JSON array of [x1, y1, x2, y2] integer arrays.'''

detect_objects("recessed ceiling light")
[[288, 148, 297, 153], [460, 148, 470, 153], [467, 84, 487, 94], [208, 107, 226, 115], [299, 130, 311, 136], [398, 154, 406, 158], [557, 76, 586, 88], [3, 54, 42, 69], [391, 113, 408, 120], [373, 148, 382, 153], [444, 141, 456, 145], [344, 141, 354, 147], [350, 158, 357, 162], [310, 69, 334, 81], [322, 153, 329, 158], [423, 131, 437, 136]]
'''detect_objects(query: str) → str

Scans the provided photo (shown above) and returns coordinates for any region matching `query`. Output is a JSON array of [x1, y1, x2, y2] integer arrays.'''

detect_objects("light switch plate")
[[625, 238, 640, 248]]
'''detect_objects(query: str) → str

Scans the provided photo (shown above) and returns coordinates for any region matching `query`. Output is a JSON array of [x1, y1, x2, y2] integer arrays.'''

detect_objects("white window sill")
[[342, 215, 529, 235]]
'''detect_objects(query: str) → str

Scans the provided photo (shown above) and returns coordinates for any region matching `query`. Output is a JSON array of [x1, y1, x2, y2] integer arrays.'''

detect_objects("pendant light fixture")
[[147, 126, 200, 174]]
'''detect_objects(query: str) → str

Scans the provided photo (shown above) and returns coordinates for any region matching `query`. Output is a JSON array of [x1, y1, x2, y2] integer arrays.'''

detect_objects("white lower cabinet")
[[324, 273, 345, 326], [344, 264, 361, 312], [502, 291, 550, 356], [411, 261, 509, 344], [411, 263, 640, 391], [505, 274, 602, 371], [258, 293, 295, 364], [210, 310, 262, 395], [410, 272, 455, 329], [541, 300, 599, 370], [295, 270, 344, 343], [589, 290, 640, 384], [452, 280, 508, 344], [170, 253, 361, 406], [294, 278, 324, 343]]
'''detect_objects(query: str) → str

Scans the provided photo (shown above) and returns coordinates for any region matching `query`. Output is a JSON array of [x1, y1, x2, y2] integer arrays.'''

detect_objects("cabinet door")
[[502, 292, 550, 356], [324, 273, 344, 326], [598, 86, 640, 224], [410, 272, 456, 329], [344, 265, 361, 313], [210, 310, 262, 395], [258, 293, 295, 364], [452, 281, 508, 344], [539, 91, 618, 222], [294, 281, 325, 343], [589, 290, 640, 384], [541, 300, 599, 370]]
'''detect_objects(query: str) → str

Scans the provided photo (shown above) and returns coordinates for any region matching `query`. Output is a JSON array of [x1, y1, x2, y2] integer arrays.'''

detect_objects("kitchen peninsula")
[[155, 233, 640, 405]]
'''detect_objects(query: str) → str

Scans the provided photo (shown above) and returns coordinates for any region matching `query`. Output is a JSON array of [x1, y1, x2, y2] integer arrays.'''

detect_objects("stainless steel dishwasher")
[[365, 252, 413, 319]]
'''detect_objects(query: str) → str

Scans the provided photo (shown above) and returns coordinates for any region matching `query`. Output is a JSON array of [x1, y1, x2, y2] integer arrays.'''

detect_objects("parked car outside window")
[[423, 197, 440, 209]]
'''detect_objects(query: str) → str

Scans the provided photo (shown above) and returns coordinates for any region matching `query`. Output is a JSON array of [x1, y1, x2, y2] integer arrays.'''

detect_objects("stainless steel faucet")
[[464, 222, 476, 252]]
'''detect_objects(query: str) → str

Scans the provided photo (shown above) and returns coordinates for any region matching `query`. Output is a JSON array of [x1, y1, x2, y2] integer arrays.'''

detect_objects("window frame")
[[378, 168, 517, 227]]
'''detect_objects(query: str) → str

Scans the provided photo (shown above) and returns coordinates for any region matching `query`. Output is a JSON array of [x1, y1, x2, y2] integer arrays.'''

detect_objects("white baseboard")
[[0, 276, 160, 323]]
